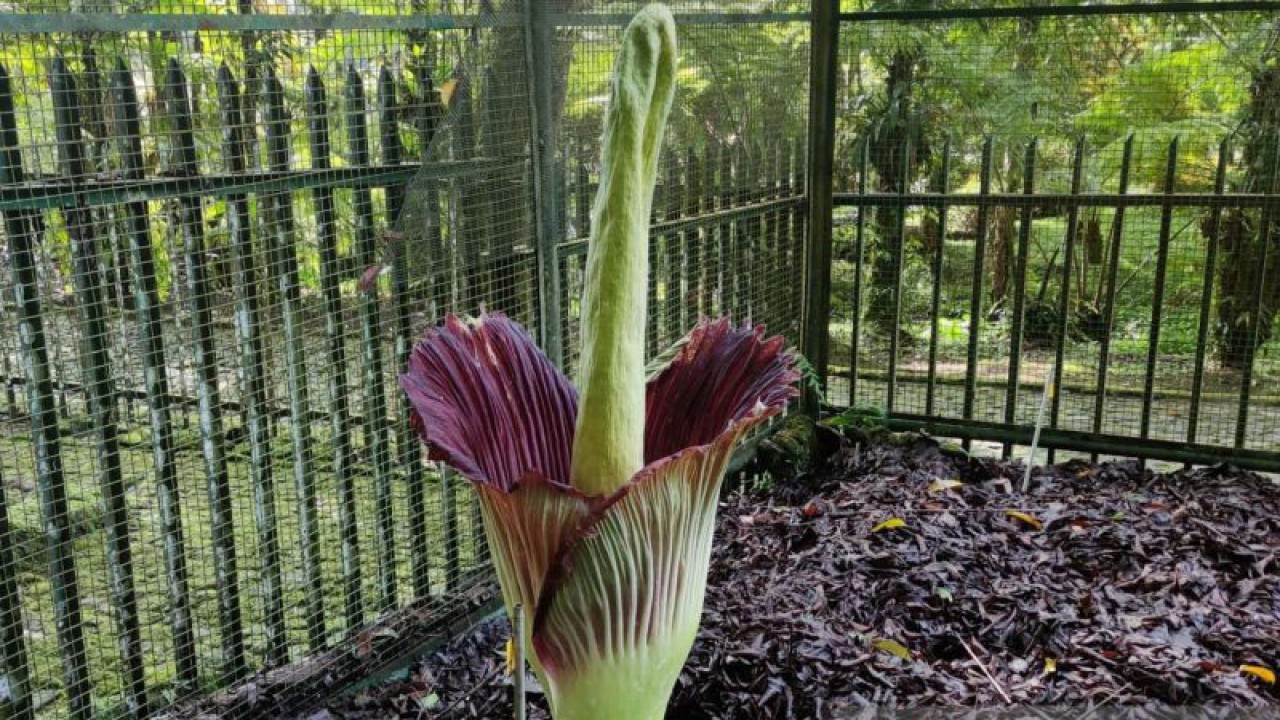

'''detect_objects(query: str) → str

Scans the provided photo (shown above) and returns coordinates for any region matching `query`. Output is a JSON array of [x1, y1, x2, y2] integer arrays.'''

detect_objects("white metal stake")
[[1023, 361, 1055, 493]]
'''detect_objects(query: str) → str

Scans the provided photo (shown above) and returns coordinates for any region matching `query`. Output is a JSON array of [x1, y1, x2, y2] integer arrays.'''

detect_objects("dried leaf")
[[1004, 509, 1044, 531], [1239, 665, 1276, 684], [872, 638, 912, 661], [440, 77, 459, 107], [928, 478, 964, 493], [1043, 658, 1057, 675], [357, 263, 386, 293], [871, 517, 907, 533], [354, 631, 373, 660]]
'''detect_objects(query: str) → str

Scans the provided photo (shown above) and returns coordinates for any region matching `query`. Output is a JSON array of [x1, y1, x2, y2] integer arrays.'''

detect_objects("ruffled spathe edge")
[[400, 313, 798, 495], [400, 313, 578, 492]]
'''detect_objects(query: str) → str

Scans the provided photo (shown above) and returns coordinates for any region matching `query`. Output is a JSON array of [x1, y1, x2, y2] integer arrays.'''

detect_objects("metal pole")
[[1023, 362, 1054, 493], [801, 0, 840, 415], [525, 0, 564, 367]]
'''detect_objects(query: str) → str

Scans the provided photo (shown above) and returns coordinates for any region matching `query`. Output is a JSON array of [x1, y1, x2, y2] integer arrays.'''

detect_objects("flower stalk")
[[570, 4, 679, 497]]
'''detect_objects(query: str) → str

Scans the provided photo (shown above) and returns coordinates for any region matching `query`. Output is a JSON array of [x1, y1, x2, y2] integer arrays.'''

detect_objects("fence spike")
[[381, 63, 433, 600], [1092, 134, 1134, 460], [49, 56, 119, 720], [266, 63, 324, 658], [111, 57, 199, 687], [166, 56, 248, 680], [962, 137, 996, 449], [925, 136, 952, 418], [1002, 138, 1038, 458], [345, 63, 400, 610], [1047, 136, 1086, 464], [306, 65, 366, 630], [1139, 137, 1179, 455], [0, 63, 37, 720]]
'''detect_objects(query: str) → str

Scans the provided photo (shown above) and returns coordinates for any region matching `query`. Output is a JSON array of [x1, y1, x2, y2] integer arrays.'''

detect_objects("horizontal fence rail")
[[835, 192, 1280, 208]]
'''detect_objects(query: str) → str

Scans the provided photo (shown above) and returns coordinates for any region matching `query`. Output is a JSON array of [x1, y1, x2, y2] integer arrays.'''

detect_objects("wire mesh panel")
[[0, 3, 531, 718], [829, 3, 1280, 472]]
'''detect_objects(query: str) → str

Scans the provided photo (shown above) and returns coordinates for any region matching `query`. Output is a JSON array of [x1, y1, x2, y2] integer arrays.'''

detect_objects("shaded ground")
[[313, 433, 1280, 719]]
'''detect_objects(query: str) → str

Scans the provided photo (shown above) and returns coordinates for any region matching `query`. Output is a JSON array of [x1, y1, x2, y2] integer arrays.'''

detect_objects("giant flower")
[[400, 6, 798, 719]]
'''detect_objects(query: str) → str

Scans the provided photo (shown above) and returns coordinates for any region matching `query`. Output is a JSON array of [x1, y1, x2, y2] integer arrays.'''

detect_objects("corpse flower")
[[400, 6, 798, 719]]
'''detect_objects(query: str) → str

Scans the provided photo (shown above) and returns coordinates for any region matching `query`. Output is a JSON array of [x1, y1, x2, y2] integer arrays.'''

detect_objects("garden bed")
[[313, 430, 1280, 718]]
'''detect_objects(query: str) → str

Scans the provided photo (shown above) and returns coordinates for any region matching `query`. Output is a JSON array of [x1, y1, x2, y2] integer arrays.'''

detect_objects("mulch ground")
[[313, 432, 1280, 719]]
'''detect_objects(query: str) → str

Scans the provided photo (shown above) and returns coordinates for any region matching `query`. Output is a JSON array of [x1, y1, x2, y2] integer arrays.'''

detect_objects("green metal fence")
[[816, 1, 1280, 475], [3, 0, 1280, 718]]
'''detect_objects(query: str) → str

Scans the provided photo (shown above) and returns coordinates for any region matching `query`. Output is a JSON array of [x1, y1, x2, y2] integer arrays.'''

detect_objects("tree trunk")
[[1214, 55, 1280, 369], [865, 49, 921, 339], [989, 205, 1015, 313], [479, 0, 584, 318]]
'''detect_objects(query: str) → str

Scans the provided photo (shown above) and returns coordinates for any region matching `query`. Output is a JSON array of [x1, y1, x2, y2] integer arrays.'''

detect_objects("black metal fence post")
[[1003, 139, 1037, 458], [1140, 139, 1179, 449], [1047, 138, 1086, 464], [3, 62, 95, 720], [925, 139, 952, 418], [0, 71, 36, 717], [110, 59, 199, 688], [219, 64, 290, 669], [1188, 140, 1230, 448], [264, 65, 325, 656], [885, 137, 910, 415], [52, 56, 148, 718], [1092, 136, 1133, 457], [345, 64, 399, 613], [848, 139, 868, 408], [962, 138, 995, 450], [380, 64, 433, 602], [524, 0, 564, 366], [801, 0, 840, 415]]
